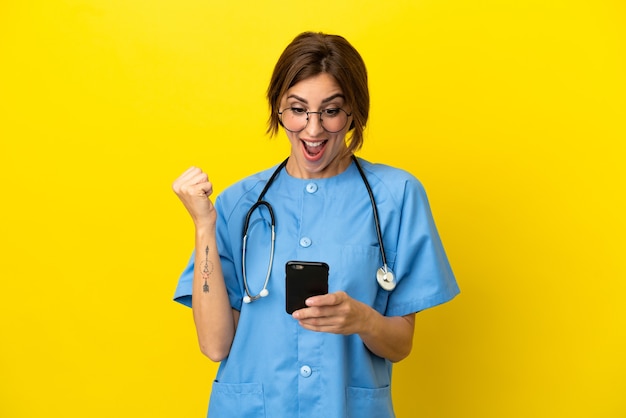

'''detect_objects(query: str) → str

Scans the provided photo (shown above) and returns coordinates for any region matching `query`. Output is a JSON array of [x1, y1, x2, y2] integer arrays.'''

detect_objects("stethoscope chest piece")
[[376, 267, 396, 291]]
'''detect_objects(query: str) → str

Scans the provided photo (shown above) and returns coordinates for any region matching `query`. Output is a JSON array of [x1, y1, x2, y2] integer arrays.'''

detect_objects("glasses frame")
[[278, 107, 352, 133]]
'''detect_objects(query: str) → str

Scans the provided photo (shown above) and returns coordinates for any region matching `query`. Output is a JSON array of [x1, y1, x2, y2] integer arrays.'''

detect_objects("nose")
[[304, 111, 324, 136]]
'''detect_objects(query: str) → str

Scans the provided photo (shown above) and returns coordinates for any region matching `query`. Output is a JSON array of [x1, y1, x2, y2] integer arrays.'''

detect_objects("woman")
[[172, 32, 459, 418]]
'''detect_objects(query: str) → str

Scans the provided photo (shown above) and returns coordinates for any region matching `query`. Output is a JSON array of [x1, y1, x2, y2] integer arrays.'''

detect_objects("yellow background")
[[1, 1, 624, 417]]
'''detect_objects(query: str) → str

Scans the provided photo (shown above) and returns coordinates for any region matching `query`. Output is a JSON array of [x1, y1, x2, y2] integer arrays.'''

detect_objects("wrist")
[[195, 222, 216, 237], [357, 302, 378, 337]]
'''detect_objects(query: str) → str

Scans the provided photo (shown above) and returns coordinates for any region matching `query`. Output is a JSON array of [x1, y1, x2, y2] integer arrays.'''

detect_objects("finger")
[[191, 175, 211, 191], [293, 305, 334, 322], [292, 306, 319, 320], [186, 181, 213, 199], [298, 318, 342, 334], [305, 292, 342, 307], [176, 171, 211, 195], [183, 169, 209, 185], [178, 167, 210, 185], [173, 167, 202, 191]]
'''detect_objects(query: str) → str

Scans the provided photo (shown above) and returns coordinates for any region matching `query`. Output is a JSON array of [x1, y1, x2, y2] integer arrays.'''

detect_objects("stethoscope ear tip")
[[243, 289, 268, 304]]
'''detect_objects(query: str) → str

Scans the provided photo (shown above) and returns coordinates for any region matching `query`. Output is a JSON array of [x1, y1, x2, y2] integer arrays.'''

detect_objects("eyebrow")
[[286, 93, 345, 105]]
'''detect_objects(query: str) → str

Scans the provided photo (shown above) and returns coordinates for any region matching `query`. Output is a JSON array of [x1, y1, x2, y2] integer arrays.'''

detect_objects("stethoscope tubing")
[[241, 158, 287, 302], [241, 201, 275, 302], [352, 156, 390, 272], [241, 155, 394, 303]]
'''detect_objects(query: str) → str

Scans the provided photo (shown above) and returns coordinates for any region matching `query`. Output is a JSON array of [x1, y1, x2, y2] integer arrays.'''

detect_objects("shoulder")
[[214, 162, 283, 219], [222, 164, 278, 196], [355, 157, 426, 197]]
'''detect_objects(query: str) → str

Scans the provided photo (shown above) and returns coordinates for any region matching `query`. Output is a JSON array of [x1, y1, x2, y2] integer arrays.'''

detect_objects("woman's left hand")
[[292, 291, 372, 335], [293, 291, 416, 361]]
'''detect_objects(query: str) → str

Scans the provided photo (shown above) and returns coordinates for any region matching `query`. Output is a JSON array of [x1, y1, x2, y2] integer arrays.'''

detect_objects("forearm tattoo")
[[201, 245, 214, 293]]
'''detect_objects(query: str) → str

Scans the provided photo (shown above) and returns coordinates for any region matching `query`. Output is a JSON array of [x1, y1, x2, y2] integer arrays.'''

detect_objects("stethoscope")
[[241, 155, 396, 304]]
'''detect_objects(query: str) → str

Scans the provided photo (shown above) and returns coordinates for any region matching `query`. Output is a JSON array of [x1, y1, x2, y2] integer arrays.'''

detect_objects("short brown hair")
[[266, 32, 369, 154]]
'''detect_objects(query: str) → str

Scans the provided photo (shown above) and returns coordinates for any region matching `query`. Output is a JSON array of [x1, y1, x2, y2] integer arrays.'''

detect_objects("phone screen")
[[285, 261, 329, 314]]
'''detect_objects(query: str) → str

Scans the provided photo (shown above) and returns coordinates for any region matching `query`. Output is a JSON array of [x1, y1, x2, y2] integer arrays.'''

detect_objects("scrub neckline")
[[281, 157, 357, 184]]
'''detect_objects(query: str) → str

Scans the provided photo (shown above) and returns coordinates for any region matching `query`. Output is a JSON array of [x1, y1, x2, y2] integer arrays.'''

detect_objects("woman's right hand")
[[172, 167, 217, 229]]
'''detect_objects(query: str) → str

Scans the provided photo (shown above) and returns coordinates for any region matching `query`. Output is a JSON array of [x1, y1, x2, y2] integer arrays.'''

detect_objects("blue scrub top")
[[174, 158, 459, 418]]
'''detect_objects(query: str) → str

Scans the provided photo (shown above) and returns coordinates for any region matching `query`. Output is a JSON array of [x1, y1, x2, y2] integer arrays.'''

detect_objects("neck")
[[285, 152, 353, 179]]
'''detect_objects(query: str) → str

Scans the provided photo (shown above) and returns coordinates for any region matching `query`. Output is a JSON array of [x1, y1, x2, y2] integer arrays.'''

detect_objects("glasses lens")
[[280, 108, 349, 133], [320, 108, 348, 133], [280, 108, 307, 132]]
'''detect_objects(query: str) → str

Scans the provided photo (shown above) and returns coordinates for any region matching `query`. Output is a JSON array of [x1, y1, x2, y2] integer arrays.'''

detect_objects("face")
[[279, 73, 353, 179]]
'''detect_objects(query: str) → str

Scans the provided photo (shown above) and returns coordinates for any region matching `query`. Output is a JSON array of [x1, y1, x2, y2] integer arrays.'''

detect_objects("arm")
[[293, 292, 415, 362], [359, 309, 415, 363], [191, 227, 239, 361], [173, 167, 238, 362]]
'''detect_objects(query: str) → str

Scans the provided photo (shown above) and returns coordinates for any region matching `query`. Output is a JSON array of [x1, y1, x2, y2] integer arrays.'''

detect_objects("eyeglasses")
[[278, 107, 352, 133]]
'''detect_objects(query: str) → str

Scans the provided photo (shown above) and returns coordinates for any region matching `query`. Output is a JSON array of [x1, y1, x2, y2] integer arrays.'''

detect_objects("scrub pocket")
[[346, 385, 394, 418], [208, 381, 265, 418]]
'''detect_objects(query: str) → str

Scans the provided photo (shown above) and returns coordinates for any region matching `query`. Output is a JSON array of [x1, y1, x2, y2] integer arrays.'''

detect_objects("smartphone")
[[285, 261, 329, 314]]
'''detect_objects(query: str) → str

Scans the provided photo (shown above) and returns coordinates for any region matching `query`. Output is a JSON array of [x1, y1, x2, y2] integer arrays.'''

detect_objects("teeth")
[[303, 140, 324, 147]]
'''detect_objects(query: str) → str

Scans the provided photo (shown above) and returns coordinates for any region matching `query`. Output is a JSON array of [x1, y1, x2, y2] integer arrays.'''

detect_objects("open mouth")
[[302, 139, 328, 158]]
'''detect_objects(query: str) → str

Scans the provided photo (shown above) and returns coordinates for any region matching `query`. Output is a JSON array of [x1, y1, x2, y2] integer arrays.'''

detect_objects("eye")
[[290, 107, 307, 115], [322, 108, 341, 117]]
